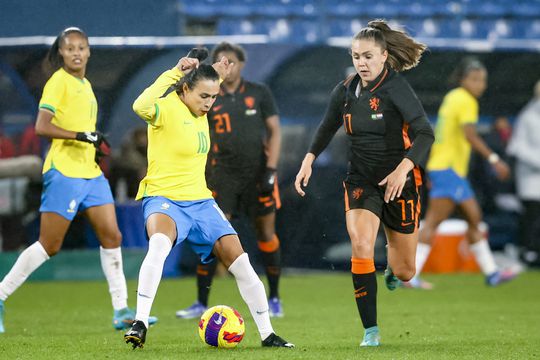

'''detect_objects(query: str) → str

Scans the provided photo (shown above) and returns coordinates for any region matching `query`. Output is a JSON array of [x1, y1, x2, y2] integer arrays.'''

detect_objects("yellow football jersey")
[[427, 87, 479, 177], [39, 68, 101, 178], [133, 68, 213, 201]]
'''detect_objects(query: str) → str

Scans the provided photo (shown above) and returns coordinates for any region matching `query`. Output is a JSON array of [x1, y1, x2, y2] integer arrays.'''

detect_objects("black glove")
[[259, 167, 277, 194], [94, 135, 111, 164], [75, 131, 111, 163], [76, 131, 104, 146]]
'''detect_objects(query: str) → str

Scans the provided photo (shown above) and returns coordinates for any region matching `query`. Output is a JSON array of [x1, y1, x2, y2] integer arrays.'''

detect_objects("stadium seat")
[[327, 18, 368, 37], [461, 2, 509, 17], [510, 2, 540, 18], [288, 19, 321, 43], [190, 0, 540, 42], [216, 18, 259, 35]]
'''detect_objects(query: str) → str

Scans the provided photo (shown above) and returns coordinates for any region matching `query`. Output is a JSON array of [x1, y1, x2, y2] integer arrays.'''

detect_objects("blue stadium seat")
[[289, 19, 321, 43], [327, 18, 368, 37], [405, 18, 442, 38], [461, 2, 509, 17], [524, 19, 540, 39], [326, 2, 365, 17], [193, 0, 540, 43], [487, 19, 516, 39], [510, 2, 540, 18], [512, 19, 540, 39], [183, 4, 218, 19], [216, 18, 261, 35], [214, 4, 255, 17]]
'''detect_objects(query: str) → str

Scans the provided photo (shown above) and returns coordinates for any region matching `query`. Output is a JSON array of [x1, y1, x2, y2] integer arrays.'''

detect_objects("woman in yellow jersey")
[[124, 49, 293, 349], [0, 27, 156, 334], [406, 58, 517, 289]]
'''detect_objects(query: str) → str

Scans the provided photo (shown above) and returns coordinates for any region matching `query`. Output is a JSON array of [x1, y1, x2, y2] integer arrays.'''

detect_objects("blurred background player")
[[175, 42, 284, 319], [0, 27, 157, 333], [508, 79, 540, 267], [124, 50, 293, 349], [407, 58, 517, 289], [109, 126, 148, 200], [295, 20, 433, 346]]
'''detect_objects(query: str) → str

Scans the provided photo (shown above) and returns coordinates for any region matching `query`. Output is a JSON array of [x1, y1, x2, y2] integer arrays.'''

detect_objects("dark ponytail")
[[353, 19, 426, 72], [45, 27, 88, 72], [448, 57, 486, 87], [174, 65, 220, 94]]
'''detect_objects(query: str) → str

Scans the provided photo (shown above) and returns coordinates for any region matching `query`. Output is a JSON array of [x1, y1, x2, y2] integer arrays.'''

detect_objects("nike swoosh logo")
[[138, 292, 151, 299], [401, 222, 413, 226], [213, 105, 223, 111], [256, 309, 269, 315], [87, 134, 98, 142]]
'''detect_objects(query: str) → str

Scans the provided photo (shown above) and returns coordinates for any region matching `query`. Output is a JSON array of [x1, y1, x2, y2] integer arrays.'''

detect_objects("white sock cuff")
[[417, 242, 431, 252], [32, 241, 50, 260], [228, 253, 253, 279], [100, 246, 121, 254], [148, 233, 173, 252], [470, 239, 497, 275]]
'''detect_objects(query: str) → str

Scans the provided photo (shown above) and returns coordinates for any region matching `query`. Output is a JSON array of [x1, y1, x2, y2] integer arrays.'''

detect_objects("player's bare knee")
[[350, 234, 374, 256], [40, 240, 62, 257], [215, 235, 244, 268], [100, 229, 122, 248], [393, 265, 415, 281]]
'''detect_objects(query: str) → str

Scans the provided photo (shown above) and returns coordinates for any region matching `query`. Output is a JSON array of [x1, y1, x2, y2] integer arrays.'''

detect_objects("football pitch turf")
[[1, 272, 539, 359]]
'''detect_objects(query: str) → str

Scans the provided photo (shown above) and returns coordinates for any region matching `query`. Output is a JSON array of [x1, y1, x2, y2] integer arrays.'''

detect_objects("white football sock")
[[228, 253, 274, 340], [470, 239, 497, 276], [411, 242, 432, 281], [135, 233, 172, 328], [0, 241, 50, 301], [100, 246, 128, 311]]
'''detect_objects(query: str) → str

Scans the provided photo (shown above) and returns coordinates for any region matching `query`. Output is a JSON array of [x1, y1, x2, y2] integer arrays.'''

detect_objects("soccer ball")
[[198, 305, 245, 348]]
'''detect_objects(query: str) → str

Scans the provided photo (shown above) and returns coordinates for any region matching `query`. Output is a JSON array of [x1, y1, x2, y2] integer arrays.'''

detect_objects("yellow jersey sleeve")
[[133, 67, 184, 127], [454, 90, 479, 126], [39, 71, 66, 114]]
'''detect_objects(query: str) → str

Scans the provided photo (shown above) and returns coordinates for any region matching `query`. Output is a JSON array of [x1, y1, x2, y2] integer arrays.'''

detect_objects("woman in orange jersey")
[[295, 20, 434, 346]]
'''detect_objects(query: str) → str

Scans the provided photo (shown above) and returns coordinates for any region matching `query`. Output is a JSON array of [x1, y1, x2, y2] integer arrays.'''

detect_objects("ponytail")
[[353, 19, 426, 72]]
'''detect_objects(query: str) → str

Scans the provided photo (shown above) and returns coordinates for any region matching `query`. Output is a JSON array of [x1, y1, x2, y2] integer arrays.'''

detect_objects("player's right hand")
[[76, 131, 104, 146], [295, 154, 315, 197], [492, 159, 511, 181], [176, 57, 199, 73]]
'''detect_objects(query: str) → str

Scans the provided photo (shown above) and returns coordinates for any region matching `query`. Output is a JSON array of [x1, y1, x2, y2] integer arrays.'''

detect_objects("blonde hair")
[[353, 19, 426, 72]]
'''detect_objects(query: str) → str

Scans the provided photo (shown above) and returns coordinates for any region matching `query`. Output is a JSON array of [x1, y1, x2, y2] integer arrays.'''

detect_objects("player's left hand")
[[94, 132, 111, 164], [260, 167, 277, 193], [379, 158, 414, 203], [212, 56, 233, 81]]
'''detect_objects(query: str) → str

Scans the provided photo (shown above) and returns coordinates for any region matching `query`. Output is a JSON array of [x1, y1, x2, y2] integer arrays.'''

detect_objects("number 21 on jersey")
[[213, 113, 232, 133]]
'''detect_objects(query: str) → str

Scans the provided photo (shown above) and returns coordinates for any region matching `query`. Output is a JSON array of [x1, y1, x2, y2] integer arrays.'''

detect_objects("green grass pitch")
[[0, 272, 539, 359]]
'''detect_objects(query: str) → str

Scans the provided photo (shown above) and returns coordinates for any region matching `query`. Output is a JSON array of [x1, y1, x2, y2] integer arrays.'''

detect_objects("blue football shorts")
[[39, 169, 114, 221], [142, 196, 237, 264], [428, 168, 474, 204]]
